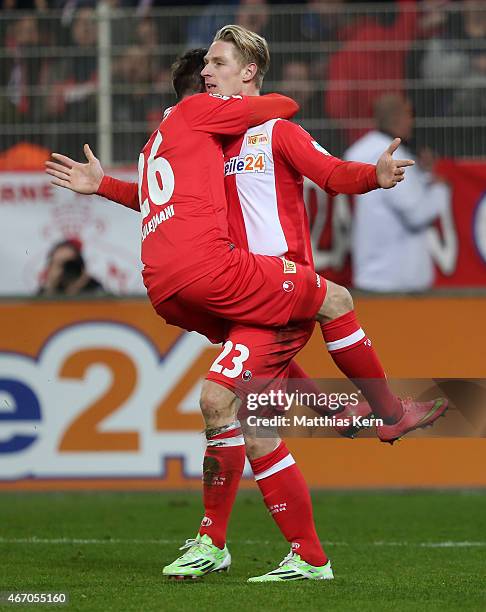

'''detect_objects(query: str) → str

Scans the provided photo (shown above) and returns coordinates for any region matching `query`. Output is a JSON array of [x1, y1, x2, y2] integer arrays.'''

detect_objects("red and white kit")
[[98, 92, 326, 330], [97, 95, 380, 396], [206, 118, 379, 397]]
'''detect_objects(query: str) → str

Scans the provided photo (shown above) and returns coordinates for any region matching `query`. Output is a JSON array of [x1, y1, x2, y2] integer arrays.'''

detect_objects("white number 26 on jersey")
[[209, 341, 250, 379], [138, 131, 175, 220]]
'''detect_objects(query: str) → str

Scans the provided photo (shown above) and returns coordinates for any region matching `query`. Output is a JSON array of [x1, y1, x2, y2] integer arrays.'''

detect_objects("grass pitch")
[[1, 490, 485, 611]]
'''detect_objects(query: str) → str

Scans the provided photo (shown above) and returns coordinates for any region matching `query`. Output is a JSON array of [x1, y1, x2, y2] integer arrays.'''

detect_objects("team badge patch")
[[283, 259, 297, 274], [282, 280, 294, 292], [247, 133, 269, 146]]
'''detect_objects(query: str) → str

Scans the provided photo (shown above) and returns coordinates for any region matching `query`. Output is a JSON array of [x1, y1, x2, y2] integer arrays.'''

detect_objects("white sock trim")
[[254, 454, 295, 481], [326, 328, 365, 352], [207, 435, 245, 448]]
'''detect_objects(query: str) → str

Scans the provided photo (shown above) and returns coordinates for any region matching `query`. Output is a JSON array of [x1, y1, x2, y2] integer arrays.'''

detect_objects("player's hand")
[[376, 138, 414, 189], [45, 144, 104, 194]]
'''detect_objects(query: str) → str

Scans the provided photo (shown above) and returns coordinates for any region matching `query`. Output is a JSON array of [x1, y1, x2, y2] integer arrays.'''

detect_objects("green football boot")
[[163, 534, 231, 580], [248, 551, 334, 582]]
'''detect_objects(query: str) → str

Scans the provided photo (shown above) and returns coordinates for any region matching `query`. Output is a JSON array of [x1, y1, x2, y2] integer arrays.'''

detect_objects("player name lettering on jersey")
[[224, 153, 266, 176], [141, 204, 175, 242]]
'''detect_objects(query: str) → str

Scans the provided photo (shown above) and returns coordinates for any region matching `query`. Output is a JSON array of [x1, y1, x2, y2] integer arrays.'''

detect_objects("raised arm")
[[45, 144, 139, 211]]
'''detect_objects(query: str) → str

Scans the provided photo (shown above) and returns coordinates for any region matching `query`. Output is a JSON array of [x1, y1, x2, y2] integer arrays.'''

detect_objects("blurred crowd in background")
[[1, 0, 486, 167]]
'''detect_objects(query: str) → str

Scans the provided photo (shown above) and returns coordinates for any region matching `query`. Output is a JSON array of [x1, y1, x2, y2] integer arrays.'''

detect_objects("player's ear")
[[242, 62, 258, 84]]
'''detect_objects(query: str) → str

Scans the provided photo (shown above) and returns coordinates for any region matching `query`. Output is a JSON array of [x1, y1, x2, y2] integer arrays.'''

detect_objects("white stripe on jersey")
[[233, 119, 288, 257]]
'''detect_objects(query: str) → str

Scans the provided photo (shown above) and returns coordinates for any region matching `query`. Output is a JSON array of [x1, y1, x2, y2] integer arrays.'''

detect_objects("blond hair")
[[213, 24, 270, 89]]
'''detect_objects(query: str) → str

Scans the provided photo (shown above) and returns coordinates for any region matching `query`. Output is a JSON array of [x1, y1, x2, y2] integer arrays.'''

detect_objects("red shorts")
[[156, 298, 228, 344], [154, 247, 326, 331], [155, 294, 316, 399], [205, 321, 316, 400]]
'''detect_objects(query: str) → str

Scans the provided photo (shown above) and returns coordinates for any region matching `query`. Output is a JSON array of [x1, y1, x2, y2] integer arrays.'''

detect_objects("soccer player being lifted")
[[46, 27, 447, 582]]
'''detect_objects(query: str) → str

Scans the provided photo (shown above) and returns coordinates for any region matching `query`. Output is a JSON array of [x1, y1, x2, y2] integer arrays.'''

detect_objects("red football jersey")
[[223, 120, 344, 267], [134, 93, 298, 306]]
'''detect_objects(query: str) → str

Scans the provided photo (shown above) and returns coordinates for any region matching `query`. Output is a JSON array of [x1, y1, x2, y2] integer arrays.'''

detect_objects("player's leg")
[[314, 279, 447, 442], [315, 280, 401, 423], [195, 324, 308, 556], [162, 380, 242, 579], [163, 253, 447, 444], [219, 322, 333, 581], [243, 430, 333, 582], [154, 303, 239, 578], [198, 380, 246, 547]]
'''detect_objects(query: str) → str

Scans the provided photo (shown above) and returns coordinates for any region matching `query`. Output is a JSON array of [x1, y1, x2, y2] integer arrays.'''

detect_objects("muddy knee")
[[200, 381, 238, 429]]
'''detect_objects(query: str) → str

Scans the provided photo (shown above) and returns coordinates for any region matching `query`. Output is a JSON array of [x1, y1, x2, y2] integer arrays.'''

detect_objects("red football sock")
[[288, 360, 335, 416], [198, 422, 245, 549], [250, 441, 328, 567], [320, 310, 402, 423]]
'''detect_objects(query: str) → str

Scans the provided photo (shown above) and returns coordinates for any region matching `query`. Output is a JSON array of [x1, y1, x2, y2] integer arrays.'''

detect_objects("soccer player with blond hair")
[[46, 27, 447, 582]]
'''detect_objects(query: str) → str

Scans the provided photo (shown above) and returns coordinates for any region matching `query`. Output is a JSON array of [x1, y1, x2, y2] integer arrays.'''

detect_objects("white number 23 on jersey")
[[209, 341, 250, 379]]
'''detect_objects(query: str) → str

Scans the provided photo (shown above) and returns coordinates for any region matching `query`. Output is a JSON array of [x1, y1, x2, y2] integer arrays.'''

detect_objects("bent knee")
[[200, 381, 237, 426]]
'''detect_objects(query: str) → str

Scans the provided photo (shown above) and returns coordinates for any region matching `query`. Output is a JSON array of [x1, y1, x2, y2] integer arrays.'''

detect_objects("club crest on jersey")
[[282, 259, 297, 274], [247, 133, 269, 146], [282, 280, 294, 292], [224, 153, 266, 176]]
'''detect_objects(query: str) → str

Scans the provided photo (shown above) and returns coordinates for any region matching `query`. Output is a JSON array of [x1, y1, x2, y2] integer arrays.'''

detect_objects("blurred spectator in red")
[[326, 0, 448, 146]]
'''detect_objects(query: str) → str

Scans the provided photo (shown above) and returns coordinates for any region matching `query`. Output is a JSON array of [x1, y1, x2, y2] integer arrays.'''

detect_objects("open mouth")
[[205, 83, 218, 91]]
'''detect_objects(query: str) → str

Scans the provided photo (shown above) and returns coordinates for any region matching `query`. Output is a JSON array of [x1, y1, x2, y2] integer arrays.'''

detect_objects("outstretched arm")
[[273, 122, 414, 195], [45, 144, 139, 211], [322, 138, 415, 194]]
